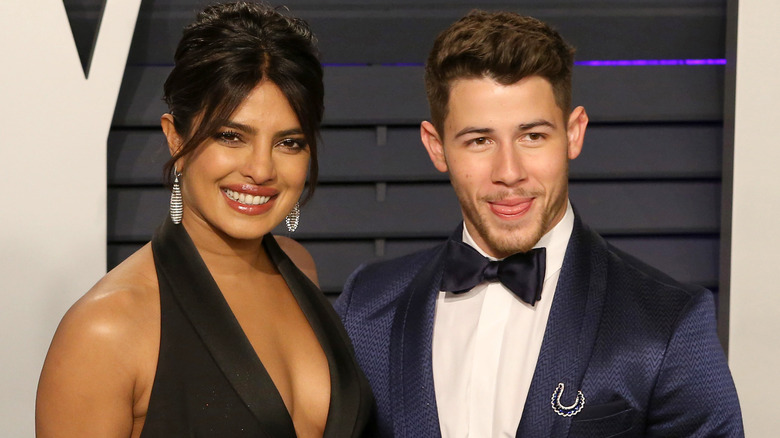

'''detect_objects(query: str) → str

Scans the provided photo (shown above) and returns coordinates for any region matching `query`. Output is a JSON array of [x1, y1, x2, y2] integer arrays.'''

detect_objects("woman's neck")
[[180, 215, 276, 278]]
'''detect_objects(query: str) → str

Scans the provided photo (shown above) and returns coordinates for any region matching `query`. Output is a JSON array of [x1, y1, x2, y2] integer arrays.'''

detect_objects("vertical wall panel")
[[726, 0, 780, 435], [1, 2, 142, 436], [110, 0, 727, 305]]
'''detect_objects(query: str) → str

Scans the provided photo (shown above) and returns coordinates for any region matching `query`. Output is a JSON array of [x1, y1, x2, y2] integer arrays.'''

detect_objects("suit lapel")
[[516, 217, 608, 437], [389, 242, 447, 438]]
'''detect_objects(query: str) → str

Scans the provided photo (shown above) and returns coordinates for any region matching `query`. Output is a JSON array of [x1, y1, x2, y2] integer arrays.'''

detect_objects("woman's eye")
[[215, 131, 242, 143], [277, 138, 307, 151]]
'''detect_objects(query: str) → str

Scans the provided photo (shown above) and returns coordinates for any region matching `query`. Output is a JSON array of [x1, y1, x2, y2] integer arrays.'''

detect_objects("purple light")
[[322, 62, 424, 67], [575, 58, 727, 67], [381, 62, 424, 67], [323, 59, 728, 68], [321, 62, 371, 67]]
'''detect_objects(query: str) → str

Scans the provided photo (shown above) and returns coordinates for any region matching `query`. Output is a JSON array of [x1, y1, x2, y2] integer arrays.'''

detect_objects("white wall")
[[0, 1, 140, 436], [728, 0, 780, 435]]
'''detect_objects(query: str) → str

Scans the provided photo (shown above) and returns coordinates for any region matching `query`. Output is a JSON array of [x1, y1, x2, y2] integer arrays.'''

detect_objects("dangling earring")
[[170, 168, 183, 224], [286, 202, 300, 232]]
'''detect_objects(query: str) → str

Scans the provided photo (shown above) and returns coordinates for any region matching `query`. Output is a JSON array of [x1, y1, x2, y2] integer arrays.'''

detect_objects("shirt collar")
[[461, 200, 574, 281]]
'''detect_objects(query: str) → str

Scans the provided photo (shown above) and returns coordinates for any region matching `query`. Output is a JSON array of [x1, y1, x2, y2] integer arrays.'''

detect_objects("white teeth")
[[224, 189, 271, 206]]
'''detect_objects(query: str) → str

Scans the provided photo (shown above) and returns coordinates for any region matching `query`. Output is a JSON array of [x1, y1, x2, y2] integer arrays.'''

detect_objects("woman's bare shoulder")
[[45, 244, 160, 370], [74, 243, 159, 328], [273, 235, 319, 286], [36, 244, 160, 436]]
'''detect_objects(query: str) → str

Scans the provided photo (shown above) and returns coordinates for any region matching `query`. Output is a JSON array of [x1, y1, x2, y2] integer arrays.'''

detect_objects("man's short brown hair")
[[424, 10, 575, 134]]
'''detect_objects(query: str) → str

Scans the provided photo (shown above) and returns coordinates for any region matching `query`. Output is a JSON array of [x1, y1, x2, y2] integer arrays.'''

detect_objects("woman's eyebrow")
[[274, 128, 304, 138], [223, 120, 256, 135]]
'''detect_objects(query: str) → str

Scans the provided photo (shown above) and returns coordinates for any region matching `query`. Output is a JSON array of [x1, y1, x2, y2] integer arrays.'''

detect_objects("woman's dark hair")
[[163, 1, 323, 203]]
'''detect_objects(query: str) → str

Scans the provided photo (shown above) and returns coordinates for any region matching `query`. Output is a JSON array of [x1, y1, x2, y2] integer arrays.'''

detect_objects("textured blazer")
[[334, 215, 743, 437]]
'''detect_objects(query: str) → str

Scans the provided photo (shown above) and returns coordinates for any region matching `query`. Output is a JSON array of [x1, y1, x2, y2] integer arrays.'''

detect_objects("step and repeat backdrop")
[[1, 0, 777, 435]]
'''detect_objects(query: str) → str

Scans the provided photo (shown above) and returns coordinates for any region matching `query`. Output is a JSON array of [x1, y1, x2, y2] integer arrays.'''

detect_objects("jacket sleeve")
[[334, 263, 367, 319], [645, 290, 744, 437]]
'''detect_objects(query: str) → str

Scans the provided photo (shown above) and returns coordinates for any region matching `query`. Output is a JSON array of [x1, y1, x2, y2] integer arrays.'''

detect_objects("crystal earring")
[[286, 202, 300, 232], [170, 168, 183, 224]]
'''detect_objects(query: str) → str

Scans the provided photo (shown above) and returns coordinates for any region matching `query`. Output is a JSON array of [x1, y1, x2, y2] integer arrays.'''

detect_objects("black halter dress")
[[140, 218, 375, 437]]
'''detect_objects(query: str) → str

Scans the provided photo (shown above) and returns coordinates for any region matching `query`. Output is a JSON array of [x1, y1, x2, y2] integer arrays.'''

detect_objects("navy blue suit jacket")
[[335, 216, 743, 437]]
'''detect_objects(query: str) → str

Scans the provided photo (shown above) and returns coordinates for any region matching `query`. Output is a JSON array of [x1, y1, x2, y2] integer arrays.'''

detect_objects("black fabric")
[[141, 218, 374, 437]]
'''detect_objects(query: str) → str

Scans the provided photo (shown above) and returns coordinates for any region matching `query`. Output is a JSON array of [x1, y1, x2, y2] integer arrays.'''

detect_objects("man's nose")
[[491, 144, 526, 186]]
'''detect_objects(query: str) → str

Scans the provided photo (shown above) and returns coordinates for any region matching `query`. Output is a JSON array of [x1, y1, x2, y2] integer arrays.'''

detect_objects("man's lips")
[[488, 197, 534, 217]]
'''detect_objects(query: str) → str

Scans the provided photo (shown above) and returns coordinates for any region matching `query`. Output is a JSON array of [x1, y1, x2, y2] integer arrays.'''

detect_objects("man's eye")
[[468, 137, 490, 146]]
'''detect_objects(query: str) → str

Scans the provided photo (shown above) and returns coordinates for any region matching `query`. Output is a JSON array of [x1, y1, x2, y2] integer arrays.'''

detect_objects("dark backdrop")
[[63, 0, 726, 300]]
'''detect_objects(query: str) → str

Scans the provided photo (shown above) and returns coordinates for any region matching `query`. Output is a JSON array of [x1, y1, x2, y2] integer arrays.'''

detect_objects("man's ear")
[[566, 106, 588, 160], [420, 121, 448, 173], [161, 113, 184, 164]]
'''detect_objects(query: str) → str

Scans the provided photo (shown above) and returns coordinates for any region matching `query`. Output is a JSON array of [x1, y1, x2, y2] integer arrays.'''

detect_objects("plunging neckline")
[[149, 218, 368, 436]]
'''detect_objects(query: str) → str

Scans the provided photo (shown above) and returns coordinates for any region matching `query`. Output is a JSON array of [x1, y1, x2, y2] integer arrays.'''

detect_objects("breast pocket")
[[568, 399, 637, 438]]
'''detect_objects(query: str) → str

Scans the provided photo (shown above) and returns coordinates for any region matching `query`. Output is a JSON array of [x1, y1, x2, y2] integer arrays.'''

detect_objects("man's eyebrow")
[[518, 120, 556, 130], [453, 120, 557, 138], [454, 127, 493, 139]]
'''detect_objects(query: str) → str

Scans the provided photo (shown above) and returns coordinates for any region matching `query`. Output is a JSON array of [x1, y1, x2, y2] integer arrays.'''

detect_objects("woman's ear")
[[161, 114, 183, 159]]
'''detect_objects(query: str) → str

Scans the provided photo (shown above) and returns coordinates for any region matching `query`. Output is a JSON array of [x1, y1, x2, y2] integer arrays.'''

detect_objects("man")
[[335, 10, 743, 438]]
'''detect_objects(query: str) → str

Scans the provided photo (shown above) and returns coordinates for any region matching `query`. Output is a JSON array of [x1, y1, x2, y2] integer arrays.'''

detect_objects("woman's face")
[[169, 80, 310, 242]]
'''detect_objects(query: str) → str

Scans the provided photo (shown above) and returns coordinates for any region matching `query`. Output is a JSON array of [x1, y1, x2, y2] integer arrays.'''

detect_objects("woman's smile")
[[223, 188, 272, 206], [222, 187, 277, 215]]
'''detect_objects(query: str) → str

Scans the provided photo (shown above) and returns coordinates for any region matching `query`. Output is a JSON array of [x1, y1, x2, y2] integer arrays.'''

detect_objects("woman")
[[36, 2, 374, 436]]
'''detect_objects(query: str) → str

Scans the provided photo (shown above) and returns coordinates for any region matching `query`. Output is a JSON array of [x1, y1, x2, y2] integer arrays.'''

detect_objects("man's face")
[[421, 76, 587, 258]]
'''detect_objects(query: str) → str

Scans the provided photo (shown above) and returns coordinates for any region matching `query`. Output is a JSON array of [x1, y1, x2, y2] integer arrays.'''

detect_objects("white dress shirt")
[[432, 202, 574, 437]]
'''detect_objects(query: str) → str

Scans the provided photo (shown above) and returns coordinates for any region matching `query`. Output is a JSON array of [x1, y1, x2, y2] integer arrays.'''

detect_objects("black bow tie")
[[440, 240, 546, 305]]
